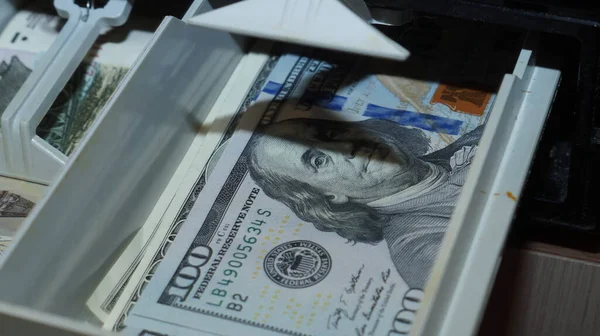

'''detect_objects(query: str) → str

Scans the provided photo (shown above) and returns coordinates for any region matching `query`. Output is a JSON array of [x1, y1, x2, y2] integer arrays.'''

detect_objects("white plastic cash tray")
[[0, 0, 560, 335]]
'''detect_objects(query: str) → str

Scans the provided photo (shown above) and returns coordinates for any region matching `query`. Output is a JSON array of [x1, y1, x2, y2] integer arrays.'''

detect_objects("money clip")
[[185, 0, 411, 62], [0, 0, 132, 184]]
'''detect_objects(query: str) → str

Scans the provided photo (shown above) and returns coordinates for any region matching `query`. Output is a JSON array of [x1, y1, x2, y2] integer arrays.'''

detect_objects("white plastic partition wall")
[[0, 0, 248, 334], [413, 39, 561, 336]]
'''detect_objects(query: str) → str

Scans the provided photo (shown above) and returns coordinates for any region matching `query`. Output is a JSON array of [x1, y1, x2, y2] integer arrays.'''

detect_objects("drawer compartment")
[[0, 3, 562, 335]]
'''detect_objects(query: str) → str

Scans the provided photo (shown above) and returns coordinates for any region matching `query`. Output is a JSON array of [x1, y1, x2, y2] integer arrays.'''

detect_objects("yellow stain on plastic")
[[506, 191, 517, 201]]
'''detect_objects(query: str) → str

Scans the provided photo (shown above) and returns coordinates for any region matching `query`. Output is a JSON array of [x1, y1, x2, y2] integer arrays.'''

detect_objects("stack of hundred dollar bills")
[[0, 4, 156, 256], [88, 17, 523, 336]]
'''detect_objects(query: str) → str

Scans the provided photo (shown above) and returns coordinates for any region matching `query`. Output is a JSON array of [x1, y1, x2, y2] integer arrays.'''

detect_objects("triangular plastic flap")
[[187, 0, 410, 61]]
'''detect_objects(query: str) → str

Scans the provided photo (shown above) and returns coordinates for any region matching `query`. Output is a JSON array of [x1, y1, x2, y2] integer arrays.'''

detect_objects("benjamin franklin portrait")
[[246, 117, 483, 289]]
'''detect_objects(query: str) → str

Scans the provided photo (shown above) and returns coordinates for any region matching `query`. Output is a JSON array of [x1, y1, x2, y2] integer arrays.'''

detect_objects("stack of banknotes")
[[83, 17, 523, 335], [0, 5, 157, 256]]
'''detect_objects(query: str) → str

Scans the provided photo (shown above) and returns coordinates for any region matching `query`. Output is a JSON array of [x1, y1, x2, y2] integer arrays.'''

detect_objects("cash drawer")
[[0, 1, 561, 335]]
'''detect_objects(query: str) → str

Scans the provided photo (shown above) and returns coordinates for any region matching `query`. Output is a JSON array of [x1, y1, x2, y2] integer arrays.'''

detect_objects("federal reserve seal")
[[264, 240, 332, 288]]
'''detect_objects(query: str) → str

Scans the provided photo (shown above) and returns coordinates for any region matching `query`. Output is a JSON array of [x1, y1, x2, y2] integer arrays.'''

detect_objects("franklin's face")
[[252, 119, 426, 204]]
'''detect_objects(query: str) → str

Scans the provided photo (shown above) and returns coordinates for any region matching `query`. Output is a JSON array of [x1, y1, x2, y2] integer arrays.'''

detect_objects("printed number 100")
[[389, 289, 424, 335]]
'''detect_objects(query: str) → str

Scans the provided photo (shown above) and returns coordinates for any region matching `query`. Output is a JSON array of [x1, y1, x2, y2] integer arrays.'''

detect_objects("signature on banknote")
[[345, 264, 364, 294]]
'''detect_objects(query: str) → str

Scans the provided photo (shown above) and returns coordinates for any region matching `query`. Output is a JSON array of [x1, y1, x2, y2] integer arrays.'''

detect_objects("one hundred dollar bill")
[[117, 17, 523, 335]]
